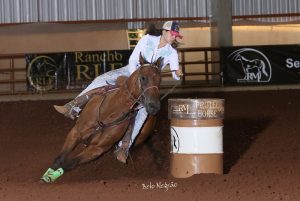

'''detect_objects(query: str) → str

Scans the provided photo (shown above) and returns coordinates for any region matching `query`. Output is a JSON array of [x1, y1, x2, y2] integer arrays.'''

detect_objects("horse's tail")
[[260, 61, 268, 77]]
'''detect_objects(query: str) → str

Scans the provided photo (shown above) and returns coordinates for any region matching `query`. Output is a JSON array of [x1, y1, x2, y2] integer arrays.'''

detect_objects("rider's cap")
[[162, 21, 183, 39]]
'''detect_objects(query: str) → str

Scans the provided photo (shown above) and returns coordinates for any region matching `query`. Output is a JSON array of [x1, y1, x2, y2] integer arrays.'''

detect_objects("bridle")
[[125, 64, 160, 109]]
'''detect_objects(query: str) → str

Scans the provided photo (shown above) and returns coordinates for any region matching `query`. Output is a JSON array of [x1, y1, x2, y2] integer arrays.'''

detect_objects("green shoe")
[[41, 168, 64, 183], [41, 168, 55, 183]]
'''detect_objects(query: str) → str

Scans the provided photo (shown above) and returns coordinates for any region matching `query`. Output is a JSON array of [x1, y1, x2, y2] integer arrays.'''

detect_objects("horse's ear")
[[155, 57, 164, 70], [139, 52, 147, 66]]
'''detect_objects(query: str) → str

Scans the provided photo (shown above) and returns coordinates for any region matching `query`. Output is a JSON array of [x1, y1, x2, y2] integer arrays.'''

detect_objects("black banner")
[[221, 45, 300, 85], [26, 50, 132, 91]]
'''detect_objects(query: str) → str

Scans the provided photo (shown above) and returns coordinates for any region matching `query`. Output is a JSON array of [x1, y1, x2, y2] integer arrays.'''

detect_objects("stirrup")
[[65, 104, 81, 120]]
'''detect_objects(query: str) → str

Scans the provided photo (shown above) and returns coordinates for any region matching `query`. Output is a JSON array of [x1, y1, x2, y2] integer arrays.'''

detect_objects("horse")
[[41, 54, 163, 183], [234, 54, 268, 79]]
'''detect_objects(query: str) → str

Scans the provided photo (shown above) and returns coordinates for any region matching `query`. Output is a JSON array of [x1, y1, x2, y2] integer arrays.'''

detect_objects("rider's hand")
[[175, 69, 183, 77]]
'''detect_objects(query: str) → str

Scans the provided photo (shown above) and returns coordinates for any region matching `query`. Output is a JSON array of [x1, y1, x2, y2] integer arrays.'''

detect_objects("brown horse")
[[41, 55, 163, 183]]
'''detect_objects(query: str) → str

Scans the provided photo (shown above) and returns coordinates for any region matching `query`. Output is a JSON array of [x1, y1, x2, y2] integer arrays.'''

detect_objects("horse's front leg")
[[51, 126, 81, 170]]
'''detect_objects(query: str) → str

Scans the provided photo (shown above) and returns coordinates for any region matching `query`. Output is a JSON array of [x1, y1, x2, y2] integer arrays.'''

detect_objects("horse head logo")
[[27, 56, 58, 91], [229, 48, 272, 83]]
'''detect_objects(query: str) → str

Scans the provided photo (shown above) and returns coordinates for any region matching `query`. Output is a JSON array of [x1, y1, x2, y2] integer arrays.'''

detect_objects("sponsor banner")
[[221, 45, 300, 85], [26, 50, 132, 91], [26, 53, 65, 91]]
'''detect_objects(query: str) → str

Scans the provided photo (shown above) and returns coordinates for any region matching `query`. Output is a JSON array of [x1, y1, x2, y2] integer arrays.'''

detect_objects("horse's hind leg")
[[60, 133, 116, 171], [52, 126, 81, 170], [60, 144, 108, 171]]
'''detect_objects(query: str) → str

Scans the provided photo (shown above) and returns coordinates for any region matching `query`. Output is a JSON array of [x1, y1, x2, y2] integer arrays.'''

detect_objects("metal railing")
[[0, 54, 28, 95], [0, 47, 222, 95], [178, 47, 221, 85]]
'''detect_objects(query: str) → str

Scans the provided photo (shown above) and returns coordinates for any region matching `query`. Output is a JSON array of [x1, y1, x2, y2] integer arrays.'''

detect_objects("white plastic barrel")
[[168, 99, 225, 178]]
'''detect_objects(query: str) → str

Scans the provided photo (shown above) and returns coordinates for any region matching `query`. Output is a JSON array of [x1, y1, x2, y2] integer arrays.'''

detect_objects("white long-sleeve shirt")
[[128, 34, 180, 80], [79, 34, 180, 96]]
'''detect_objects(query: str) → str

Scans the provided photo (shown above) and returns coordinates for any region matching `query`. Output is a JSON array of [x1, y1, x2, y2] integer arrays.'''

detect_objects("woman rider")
[[54, 21, 183, 163]]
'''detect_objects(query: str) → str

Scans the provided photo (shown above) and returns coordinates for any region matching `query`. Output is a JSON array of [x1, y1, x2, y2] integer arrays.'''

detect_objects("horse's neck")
[[125, 71, 140, 96], [94, 71, 141, 123], [120, 71, 141, 106], [100, 72, 140, 112]]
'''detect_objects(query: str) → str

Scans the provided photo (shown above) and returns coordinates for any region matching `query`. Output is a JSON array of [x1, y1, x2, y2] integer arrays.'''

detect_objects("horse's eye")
[[141, 76, 146, 81]]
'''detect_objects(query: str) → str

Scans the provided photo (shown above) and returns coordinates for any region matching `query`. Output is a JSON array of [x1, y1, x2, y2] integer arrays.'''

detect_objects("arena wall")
[[0, 23, 299, 55], [0, 23, 129, 54]]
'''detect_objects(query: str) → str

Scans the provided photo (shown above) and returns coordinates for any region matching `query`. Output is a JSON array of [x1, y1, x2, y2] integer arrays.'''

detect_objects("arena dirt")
[[0, 90, 299, 201]]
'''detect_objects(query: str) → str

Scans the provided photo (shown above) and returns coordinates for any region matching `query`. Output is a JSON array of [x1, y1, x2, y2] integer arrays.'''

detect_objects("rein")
[[82, 90, 136, 146], [160, 70, 181, 101], [97, 110, 137, 131], [160, 70, 176, 74], [95, 92, 137, 132], [160, 80, 181, 101]]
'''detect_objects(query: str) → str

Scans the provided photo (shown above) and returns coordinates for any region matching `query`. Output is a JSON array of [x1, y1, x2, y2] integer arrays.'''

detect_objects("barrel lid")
[[168, 99, 224, 119]]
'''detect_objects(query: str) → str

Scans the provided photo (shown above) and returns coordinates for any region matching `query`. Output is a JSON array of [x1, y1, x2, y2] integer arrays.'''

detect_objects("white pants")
[[78, 65, 148, 149], [78, 65, 131, 97], [118, 107, 148, 148]]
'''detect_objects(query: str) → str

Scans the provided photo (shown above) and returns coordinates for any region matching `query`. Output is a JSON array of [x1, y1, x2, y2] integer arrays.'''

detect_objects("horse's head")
[[127, 53, 163, 115], [138, 54, 163, 115]]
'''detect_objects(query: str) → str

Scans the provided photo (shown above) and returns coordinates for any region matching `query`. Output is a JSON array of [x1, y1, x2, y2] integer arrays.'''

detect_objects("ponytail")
[[145, 24, 162, 36]]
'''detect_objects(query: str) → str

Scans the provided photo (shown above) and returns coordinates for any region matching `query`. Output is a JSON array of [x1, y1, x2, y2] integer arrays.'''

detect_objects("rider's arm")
[[169, 50, 181, 80], [128, 35, 149, 74]]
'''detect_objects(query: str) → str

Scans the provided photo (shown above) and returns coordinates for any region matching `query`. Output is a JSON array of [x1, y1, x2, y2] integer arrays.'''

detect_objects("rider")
[[54, 21, 183, 163]]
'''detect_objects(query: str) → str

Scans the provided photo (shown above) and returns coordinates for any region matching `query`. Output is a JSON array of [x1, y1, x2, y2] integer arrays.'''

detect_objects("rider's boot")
[[115, 123, 134, 163], [54, 94, 91, 120]]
